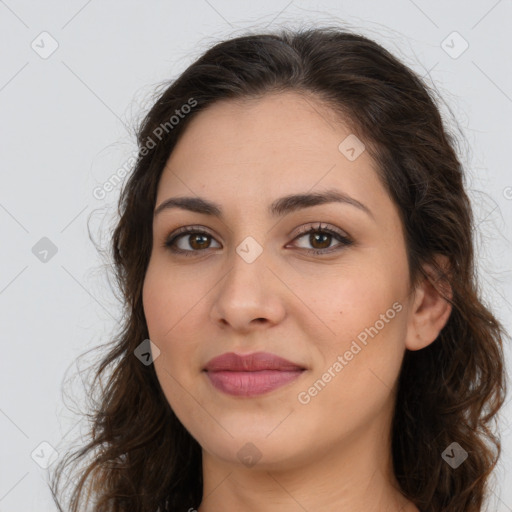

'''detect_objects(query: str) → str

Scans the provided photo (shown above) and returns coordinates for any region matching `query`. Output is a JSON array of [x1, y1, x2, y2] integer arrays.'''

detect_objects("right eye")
[[163, 226, 221, 256]]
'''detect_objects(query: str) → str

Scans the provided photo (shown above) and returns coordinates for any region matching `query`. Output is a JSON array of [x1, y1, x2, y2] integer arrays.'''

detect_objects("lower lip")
[[205, 369, 304, 397]]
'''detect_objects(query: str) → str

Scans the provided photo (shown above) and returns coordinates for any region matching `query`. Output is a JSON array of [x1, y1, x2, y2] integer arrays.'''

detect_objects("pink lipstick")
[[203, 352, 306, 397]]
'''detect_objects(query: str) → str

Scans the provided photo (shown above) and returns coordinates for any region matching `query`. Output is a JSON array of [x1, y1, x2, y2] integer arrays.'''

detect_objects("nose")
[[209, 247, 286, 333]]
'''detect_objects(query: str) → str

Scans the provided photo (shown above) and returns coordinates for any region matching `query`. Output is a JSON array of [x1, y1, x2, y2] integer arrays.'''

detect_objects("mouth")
[[203, 352, 307, 397]]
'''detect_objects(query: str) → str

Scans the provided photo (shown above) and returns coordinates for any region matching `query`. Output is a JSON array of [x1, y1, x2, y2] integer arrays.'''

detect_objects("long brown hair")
[[49, 26, 508, 512]]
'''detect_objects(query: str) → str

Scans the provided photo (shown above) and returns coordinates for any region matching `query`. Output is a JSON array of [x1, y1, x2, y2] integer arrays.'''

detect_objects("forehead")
[[156, 91, 391, 223], [170, 91, 356, 164]]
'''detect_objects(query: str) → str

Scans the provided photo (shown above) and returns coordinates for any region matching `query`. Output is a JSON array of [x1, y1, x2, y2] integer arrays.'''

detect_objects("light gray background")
[[1, 1, 511, 510]]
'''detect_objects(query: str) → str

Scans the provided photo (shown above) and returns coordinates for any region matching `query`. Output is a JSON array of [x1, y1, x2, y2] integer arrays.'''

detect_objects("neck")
[[197, 415, 418, 512]]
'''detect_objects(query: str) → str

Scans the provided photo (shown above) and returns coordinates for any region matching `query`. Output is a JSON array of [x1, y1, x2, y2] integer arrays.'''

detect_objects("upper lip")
[[203, 352, 306, 372]]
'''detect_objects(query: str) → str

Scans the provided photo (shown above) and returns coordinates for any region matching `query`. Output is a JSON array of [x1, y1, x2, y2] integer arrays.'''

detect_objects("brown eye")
[[163, 223, 353, 258], [187, 233, 212, 250], [307, 231, 332, 250], [164, 227, 221, 255], [291, 223, 353, 255]]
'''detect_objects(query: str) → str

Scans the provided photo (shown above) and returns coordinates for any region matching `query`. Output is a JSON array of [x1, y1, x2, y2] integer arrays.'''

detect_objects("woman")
[[50, 26, 508, 512]]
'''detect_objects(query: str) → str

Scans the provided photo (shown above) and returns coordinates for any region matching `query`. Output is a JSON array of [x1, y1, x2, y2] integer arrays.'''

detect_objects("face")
[[142, 91, 415, 471]]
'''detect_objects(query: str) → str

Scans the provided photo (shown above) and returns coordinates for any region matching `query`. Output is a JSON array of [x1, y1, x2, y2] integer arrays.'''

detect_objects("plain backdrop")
[[1, 1, 511, 510]]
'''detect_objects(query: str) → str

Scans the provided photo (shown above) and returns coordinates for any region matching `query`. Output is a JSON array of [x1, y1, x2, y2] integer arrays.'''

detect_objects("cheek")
[[304, 263, 408, 381], [300, 265, 398, 336], [142, 260, 203, 341], [142, 264, 202, 377], [298, 303, 407, 428], [143, 270, 201, 422]]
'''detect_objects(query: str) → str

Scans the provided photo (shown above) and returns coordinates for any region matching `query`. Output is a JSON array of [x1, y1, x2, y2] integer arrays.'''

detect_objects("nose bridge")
[[222, 235, 270, 301], [210, 234, 285, 328]]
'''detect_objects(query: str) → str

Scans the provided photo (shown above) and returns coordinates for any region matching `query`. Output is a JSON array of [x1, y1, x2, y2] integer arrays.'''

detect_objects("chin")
[[198, 423, 310, 468]]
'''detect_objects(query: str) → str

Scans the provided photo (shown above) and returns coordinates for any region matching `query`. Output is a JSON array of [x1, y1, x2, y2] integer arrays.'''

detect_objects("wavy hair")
[[49, 26, 508, 512]]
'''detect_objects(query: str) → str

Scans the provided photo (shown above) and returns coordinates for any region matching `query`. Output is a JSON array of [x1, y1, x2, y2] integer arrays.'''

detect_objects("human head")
[[50, 27, 507, 512]]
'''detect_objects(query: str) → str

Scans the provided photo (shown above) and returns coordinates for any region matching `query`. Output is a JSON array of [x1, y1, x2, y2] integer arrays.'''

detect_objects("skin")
[[142, 91, 452, 512]]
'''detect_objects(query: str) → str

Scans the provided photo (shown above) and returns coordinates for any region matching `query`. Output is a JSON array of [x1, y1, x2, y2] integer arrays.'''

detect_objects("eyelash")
[[162, 223, 353, 257]]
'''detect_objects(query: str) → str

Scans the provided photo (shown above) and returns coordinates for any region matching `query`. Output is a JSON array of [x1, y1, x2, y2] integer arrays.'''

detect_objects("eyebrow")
[[154, 188, 374, 220]]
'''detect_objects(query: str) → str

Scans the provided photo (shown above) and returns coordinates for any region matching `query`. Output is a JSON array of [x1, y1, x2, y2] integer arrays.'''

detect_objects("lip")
[[203, 352, 306, 397], [204, 352, 305, 372]]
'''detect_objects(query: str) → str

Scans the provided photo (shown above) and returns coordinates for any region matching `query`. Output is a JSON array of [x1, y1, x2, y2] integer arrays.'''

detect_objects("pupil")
[[191, 234, 209, 249], [311, 232, 330, 249]]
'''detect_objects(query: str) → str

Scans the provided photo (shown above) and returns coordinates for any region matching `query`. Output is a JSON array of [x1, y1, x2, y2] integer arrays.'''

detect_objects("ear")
[[405, 255, 453, 351]]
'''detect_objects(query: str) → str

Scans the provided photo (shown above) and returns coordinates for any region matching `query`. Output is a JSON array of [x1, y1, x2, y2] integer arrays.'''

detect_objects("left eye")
[[163, 223, 353, 256], [291, 225, 353, 253]]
